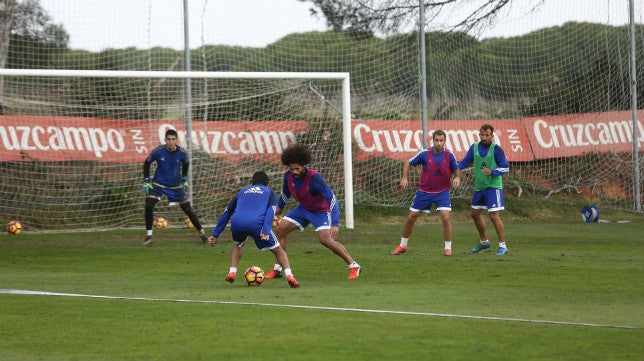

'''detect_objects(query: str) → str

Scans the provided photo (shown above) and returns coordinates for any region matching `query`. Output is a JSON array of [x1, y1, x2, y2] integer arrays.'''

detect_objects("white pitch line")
[[1, 289, 640, 330]]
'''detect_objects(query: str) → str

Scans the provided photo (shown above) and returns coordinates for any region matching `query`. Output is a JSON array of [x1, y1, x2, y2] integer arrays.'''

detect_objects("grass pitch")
[[1, 203, 642, 360]]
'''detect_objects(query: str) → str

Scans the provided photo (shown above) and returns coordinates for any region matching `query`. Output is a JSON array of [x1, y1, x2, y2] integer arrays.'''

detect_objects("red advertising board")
[[523, 110, 644, 159], [1, 112, 641, 163], [0, 115, 309, 163], [351, 119, 532, 161]]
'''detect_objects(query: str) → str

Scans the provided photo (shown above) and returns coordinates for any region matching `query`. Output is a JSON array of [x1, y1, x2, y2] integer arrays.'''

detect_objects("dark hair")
[[432, 129, 446, 140], [281, 143, 311, 166], [480, 124, 494, 134], [165, 129, 178, 138], [251, 171, 269, 186]]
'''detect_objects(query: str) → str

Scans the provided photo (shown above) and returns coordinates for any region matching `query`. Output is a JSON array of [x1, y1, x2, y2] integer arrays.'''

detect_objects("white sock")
[[444, 241, 452, 250], [229, 267, 237, 274], [284, 268, 293, 277], [400, 237, 409, 247], [349, 262, 360, 268], [499, 242, 507, 248], [147, 230, 153, 236], [481, 239, 490, 244], [274, 264, 283, 272]]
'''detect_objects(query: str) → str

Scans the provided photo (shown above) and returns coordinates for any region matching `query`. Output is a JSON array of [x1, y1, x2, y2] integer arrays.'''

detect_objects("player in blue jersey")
[[390, 130, 461, 256], [208, 171, 299, 288], [458, 124, 510, 255], [141, 129, 208, 246], [265, 143, 361, 280]]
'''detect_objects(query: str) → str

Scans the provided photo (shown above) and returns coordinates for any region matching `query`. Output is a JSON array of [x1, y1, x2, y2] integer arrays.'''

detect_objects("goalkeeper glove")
[[181, 176, 189, 190], [141, 178, 153, 195]]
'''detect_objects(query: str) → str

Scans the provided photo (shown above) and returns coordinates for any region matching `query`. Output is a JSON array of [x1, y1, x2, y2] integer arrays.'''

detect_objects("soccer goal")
[[0, 69, 355, 231]]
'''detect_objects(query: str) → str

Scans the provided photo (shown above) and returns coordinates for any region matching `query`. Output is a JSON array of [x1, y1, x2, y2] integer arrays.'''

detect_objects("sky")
[[37, 0, 642, 52]]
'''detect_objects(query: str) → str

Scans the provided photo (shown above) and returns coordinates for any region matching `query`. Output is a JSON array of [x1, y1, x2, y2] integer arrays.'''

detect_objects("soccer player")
[[265, 143, 361, 280], [390, 130, 461, 256], [208, 171, 299, 288], [458, 123, 510, 255], [141, 129, 208, 246]]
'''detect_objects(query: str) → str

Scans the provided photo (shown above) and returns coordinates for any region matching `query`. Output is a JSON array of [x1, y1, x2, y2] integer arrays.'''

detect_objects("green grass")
[[1, 203, 643, 361]]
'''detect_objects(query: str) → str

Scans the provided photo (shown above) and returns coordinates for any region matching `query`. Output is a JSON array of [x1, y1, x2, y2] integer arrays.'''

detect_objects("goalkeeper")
[[140, 129, 208, 246]]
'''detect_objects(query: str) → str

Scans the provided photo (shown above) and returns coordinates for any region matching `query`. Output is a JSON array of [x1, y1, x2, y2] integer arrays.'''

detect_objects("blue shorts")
[[148, 183, 187, 204], [230, 227, 280, 251], [283, 205, 332, 231], [410, 189, 451, 213], [471, 188, 505, 212]]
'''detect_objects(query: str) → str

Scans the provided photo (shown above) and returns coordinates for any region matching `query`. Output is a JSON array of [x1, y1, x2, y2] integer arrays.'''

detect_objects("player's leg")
[[488, 211, 505, 243], [226, 232, 248, 282], [143, 197, 159, 246], [391, 190, 429, 255], [179, 201, 208, 244], [230, 243, 243, 268], [316, 228, 361, 279], [275, 218, 299, 251], [403, 211, 422, 238], [270, 246, 299, 288], [485, 188, 507, 255], [390, 210, 421, 255], [438, 209, 453, 256], [266, 221, 297, 279], [488, 211, 507, 255], [436, 191, 453, 256], [226, 243, 243, 283], [471, 208, 488, 239], [470, 208, 491, 252], [470, 190, 491, 253], [470, 209, 492, 254]]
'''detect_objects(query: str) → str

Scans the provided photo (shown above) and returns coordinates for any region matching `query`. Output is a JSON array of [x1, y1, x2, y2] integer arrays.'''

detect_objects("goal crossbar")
[[0, 69, 355, 228]]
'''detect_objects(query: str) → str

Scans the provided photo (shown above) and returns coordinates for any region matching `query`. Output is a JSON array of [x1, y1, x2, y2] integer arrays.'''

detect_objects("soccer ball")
[[153, 217, 168, 229], [244, 266, 265, 286], [7, 220, 22, 235], [272, 215, 282, 228], [185, 217, 194, 229], [581, 205, 600, 223]]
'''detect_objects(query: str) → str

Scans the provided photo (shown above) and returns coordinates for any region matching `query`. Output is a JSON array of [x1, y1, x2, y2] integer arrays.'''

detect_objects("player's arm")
[[277, 172, 291, 209], [457, 146, 475, 170], [261, 193, 279, 238], [402, 150, 424, 189], [310, 174, 340, 227], [178, 151, 190, 188], [211, 194, 238, 238], [400, 162, 412, 189], [143, 161, 152, 180], [491, 146, 510, 176], [181, 161, 189, 177], [449, 153, 462, 187], [141, 158, 154, 194]]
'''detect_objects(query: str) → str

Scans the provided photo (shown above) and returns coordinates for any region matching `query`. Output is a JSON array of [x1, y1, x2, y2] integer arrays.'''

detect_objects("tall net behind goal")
[[1, 0, 643, 233], [0, 71, 351, 231]]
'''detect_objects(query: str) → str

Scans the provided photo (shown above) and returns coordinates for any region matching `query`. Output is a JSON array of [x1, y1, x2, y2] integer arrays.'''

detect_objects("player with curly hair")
[[265, 143, 361, 279]]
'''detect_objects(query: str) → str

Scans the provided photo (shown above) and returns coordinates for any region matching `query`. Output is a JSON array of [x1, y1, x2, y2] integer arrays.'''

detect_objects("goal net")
[[0, 70, 353, 230]]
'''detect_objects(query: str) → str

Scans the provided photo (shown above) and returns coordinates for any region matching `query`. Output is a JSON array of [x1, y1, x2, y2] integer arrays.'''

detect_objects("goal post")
[[0, 69, 354, 230]]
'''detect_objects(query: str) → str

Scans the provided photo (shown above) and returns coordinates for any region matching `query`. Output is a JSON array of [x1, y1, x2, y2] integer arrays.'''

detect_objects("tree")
[[8, 0, 69, 69], [299, 0, 545, 35], [0, 0, 69, 112]]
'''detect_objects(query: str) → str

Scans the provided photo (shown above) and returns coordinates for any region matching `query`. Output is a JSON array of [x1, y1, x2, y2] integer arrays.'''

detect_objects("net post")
[[342, 74, 354, 229]]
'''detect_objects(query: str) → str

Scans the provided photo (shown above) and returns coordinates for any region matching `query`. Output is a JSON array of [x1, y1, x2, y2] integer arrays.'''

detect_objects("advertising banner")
[[1, 111, 641, 163], [523, 110, 644, 159]]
